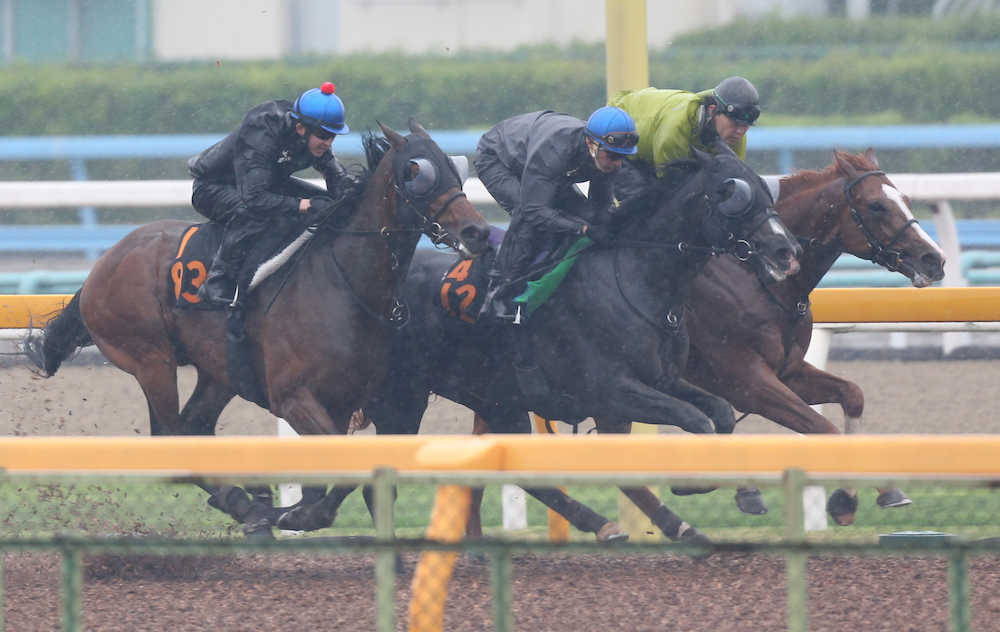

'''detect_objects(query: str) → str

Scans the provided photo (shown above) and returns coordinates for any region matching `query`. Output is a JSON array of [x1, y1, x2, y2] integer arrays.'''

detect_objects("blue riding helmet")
[[291, 82, 350, 135], [584, 106, 638, 155]]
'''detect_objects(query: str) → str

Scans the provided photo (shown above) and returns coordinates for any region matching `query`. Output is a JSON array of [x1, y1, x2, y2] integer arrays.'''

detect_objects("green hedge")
[[3, 44, 998, 137]]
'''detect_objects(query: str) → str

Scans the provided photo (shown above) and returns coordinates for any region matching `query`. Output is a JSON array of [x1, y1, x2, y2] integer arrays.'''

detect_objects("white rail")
[[2, 173, 999, 207]]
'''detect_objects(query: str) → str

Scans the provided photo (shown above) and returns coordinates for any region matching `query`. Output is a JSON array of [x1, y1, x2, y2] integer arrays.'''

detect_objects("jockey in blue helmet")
[[290, 82, 350, 136], [474, 105, 638, 322], [188, 81, 359, 306]]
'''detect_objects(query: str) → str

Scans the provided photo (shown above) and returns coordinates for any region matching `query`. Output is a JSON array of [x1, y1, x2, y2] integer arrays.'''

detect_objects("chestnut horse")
[[677, 148, 945, 524], [25, 120, 491, 537]]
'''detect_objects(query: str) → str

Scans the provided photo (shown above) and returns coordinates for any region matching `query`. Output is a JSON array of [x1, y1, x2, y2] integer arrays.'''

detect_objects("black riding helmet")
[[712, 76, 760, 126]]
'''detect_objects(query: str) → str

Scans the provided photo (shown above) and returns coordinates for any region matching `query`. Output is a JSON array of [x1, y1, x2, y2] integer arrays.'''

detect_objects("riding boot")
[[478, 273, 517, 323], [197, 244, 240, 306]]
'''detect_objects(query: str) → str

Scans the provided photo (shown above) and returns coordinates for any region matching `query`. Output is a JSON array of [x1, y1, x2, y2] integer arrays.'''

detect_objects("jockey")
[[475, 106, 638, 321], [609, 76, 760, 178], [188, 81, 359, 306]]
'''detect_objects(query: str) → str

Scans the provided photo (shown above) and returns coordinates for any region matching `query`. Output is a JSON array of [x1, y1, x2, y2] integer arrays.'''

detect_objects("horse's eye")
[[869, 201, 887, 214], [403, 158, 437, 197]]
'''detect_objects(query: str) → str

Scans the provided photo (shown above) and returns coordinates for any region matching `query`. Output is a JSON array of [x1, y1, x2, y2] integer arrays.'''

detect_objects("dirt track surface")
[[3, 357, 1000, 631]]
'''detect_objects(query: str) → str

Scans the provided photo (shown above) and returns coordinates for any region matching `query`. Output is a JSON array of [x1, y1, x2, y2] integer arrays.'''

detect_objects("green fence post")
[[61, 546, 82, 632], [373, 467, 396, 632], [490, 546, 513, 632], [1, 549, 5, 632], [783, 468, 808, 632], [948, 549, 970, 632]]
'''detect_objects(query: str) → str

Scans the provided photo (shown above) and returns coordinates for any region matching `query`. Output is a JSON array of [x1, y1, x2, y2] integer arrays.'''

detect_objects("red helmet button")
[[320, 82, 336, 95]]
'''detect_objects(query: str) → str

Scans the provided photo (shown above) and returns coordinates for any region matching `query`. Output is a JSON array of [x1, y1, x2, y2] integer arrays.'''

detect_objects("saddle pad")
[[439, 253, 491, 323], [513, 235, 592, 317], [170, 222, 225, 309]]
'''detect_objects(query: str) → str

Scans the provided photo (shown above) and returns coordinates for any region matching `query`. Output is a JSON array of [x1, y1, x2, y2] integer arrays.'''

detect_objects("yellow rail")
[[4, 287, 1000, 328], [1, 435, 998, 476]]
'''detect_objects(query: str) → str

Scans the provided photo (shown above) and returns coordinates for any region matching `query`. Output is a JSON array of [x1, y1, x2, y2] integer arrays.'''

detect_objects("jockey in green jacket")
[[609, 76, 759, 177]]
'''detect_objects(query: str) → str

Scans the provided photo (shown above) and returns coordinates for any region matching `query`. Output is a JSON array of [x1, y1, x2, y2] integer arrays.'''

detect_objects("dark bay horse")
[[447, 149, 945, 535], [679, 148, 945, 524], [278, 145, 803, 542], [24, 120, 491, 536]]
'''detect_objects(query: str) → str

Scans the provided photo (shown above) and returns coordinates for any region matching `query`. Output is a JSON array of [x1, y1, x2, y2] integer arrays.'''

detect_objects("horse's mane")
[[781, 151, 878, 192], [363, 131, 391, 172], [614, 159, 701, 230]]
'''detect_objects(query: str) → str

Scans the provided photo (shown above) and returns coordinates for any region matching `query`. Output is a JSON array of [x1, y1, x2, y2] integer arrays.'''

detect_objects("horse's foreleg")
[[600, 378, 715, 434], [663, 378, 738, 435]]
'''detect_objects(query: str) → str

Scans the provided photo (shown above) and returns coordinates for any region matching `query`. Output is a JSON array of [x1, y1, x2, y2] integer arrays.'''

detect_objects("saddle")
[[438, 228, 592, 324], [170, 221, 311, 311], [169, 220, 315, 409]]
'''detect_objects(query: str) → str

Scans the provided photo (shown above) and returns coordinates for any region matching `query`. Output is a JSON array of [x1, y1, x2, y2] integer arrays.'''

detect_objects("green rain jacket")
[[609, 87, 747, 177]]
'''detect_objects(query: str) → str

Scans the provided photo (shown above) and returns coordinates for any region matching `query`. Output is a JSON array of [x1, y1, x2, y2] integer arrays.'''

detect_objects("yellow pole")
[[605, 0, 649, 101], [607, 0, 660, 542], [408, 485, 472, 632], [532, 414, 571, 542]]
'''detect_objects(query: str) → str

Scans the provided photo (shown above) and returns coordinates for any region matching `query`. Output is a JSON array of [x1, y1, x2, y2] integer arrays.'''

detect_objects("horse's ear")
[[408, 118, 431, 138], [691, 147, 713, 164], [833, 149, 858, 179], [863, 147, 880, 168], [378, 120, 407, 149]]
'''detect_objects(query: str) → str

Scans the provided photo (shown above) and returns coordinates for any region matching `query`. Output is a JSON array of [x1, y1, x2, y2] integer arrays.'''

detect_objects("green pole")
[[783, 468, 809, 632], [604, 0, 649, 101], [490, 548, 513, 632], [61, 547, 82, 632], [373, 467, 397, 632], [948, 549, 970, 632]]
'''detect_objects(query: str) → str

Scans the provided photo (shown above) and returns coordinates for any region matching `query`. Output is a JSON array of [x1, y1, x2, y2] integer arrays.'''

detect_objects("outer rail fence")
[[1, 171, 1000, 291], [1, 436, 999, 632]]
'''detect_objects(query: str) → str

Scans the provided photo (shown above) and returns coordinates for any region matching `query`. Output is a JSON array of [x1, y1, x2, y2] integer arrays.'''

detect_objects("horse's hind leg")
[[783, 363, 912, 515], [595, 419, 710, 546]]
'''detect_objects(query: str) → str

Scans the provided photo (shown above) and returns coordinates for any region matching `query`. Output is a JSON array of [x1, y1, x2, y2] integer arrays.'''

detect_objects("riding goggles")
[[721, 105, 760, 126], [599, 131, 639, 150], [309, 126, 337, 141]]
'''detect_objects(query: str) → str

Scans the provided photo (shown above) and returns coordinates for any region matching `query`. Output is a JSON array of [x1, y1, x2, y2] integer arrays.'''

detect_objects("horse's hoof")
[[242, 518, 275, 541], [877, 489, 913, 509], [734, 488, 768, 515], [827, 489, 859, 526], [675, 524, 713, 558], [670, 485, 718, 496], [596, 521, 629, 543], [277, 507, 317, 532]]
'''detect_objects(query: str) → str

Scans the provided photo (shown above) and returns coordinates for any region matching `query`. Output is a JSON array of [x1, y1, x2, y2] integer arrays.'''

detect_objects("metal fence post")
[[373, 467, 397, 632], [948, 549, 970, 632], [490, 547, 513, 632], [783, 468, 808, 632], [61, 546, 82, 632]]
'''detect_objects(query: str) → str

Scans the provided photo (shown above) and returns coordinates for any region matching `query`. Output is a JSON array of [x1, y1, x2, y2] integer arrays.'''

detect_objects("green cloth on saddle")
[[513, 236, 593, 317]]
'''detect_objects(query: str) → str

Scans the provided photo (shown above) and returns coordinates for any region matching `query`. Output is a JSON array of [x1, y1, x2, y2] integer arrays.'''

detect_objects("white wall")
[[152, 0, 828, 59]]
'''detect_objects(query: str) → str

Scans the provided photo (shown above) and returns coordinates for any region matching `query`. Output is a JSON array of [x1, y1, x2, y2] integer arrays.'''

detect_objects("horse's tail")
[[23, 290, 93, 377]]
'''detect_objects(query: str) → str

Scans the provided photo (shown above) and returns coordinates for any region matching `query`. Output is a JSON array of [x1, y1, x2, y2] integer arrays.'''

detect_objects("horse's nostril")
[[461, 225, 489, 251]]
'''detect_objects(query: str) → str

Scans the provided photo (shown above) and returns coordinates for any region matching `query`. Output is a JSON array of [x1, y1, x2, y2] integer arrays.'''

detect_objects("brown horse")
[[677, 148, 945, 524], [466, 149, 944, 533], [25, 120, 491, 536]]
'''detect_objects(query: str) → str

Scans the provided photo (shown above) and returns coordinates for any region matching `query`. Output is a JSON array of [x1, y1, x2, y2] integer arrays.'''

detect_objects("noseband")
[[844, 169, 919, 272]]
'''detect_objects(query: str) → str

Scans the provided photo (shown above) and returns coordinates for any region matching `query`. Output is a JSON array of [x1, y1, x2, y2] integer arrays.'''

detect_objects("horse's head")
[[833, 149, 945, 287], [691, 146, 801, 282], [377, 119, 490, 257]]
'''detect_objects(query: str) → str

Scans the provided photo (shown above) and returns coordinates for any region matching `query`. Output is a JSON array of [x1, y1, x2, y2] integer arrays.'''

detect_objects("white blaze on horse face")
[[882, 184, 945, 257]]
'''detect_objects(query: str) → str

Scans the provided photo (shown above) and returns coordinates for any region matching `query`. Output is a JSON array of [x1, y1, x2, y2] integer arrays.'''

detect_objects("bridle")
[[394, 184, 469, 254], [844, 169, 918, 272]]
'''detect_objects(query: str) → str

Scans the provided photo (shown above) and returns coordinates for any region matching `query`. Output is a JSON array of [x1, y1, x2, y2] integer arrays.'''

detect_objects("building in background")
[[0, 0, 979, 64]]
